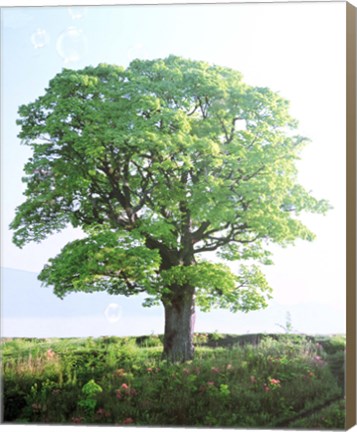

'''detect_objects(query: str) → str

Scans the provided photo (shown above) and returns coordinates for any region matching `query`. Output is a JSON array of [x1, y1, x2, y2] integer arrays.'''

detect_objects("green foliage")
[[2, 334, 345, 427], [136, 335, 162, 348], [82, 380, 103, 399], [38, 229, 161, 299], [11, 56, 329, 319], [193, 333, 209, 346], [320, 335, 346, 355], [211, 331, 224, 342], [78, 379, 103, 416], [289, 400, 345, 429], [160, 261, 272, 312]]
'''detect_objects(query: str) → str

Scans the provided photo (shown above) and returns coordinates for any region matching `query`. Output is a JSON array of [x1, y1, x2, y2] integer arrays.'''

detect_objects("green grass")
[[1, 333, 345, 428]]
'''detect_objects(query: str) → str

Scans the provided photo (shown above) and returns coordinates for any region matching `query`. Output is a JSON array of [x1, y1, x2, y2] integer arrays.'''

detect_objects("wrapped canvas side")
[[346, 1, 357, 429]]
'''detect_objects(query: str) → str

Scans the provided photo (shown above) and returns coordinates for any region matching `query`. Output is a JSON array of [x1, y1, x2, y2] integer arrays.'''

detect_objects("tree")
[[11, 56, 329, 362]]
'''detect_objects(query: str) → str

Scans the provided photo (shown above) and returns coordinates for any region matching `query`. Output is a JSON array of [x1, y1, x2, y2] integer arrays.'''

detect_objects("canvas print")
[[1, 1, 354, 429]]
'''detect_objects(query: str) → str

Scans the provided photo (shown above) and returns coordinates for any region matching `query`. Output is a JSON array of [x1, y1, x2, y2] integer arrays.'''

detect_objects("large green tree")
[[11, 56, 328, 361]]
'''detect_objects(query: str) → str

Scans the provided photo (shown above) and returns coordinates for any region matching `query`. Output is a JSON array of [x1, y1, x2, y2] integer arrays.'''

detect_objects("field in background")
[[1, 333, 345, 428]]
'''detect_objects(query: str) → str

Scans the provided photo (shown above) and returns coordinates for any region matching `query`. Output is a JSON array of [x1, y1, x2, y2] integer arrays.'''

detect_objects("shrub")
[[2, 334, 345, 427]]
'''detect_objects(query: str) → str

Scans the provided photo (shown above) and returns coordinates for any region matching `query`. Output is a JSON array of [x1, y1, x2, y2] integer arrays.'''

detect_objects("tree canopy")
[[11, 56, 329, 360]]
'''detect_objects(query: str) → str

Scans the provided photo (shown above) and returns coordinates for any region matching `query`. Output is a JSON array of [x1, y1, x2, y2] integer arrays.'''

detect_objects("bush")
[[2, 334, 345, 427]]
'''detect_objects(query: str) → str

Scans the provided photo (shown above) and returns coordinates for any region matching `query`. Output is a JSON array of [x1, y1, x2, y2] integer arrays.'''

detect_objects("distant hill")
[[1, 267, 345, 338], [1, 267, 161, 319]]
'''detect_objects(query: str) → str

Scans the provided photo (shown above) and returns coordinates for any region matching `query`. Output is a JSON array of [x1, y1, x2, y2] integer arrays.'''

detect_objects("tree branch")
[[194, 223, 257, 254], [191, 221, 211, 243]]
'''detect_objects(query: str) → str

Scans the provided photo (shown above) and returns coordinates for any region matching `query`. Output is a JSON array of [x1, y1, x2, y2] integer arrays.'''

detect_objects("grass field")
[[1, 332, 345, 428]]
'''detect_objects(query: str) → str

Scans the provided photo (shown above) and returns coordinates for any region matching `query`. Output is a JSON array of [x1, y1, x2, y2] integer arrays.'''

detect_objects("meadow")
[[2, 333, 345, 428]]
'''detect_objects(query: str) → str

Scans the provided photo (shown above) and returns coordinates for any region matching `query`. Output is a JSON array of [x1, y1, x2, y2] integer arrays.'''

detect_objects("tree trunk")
[[162, 285, 195, 362]]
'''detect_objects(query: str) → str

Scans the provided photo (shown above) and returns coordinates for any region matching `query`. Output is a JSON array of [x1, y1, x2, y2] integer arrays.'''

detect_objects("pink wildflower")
[[46, 349, 55, 360], [269, 378, 281, 385], [313, 355, 324, 366], [123, 417, 135, 424], [71, 416, 84, 424], [117, 383, 137, 398], [147, 367, 153, 373], [263, 384, 270, 392], [96, 407, 110, 418]]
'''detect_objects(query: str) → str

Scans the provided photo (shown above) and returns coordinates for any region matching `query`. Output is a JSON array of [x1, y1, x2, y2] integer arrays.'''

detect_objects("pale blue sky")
[[1, 2, 347, 337]]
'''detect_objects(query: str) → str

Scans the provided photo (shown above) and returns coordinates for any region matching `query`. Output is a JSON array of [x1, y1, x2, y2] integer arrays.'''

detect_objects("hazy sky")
[[1, 1, 347, 336]]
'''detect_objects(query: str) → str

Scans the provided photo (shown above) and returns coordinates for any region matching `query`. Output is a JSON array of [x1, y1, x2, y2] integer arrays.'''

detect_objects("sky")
[[1, 1, 347, 338]]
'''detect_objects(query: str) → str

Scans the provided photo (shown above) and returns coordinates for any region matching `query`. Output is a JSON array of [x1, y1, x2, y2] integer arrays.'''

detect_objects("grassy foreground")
[[1, 333, 345, 428]]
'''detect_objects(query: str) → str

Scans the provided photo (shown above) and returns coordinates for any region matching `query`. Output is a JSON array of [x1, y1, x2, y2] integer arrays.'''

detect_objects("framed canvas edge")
[[0, 1, 354, 430], [346, 1, 357, 429]]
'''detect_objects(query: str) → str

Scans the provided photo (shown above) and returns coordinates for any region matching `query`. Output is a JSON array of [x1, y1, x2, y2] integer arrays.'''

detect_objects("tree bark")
[[162, 285, 195, 362]]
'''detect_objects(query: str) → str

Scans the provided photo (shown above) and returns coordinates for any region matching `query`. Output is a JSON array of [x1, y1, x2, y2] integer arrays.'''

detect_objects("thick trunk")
[[162, 285, 195, 362]]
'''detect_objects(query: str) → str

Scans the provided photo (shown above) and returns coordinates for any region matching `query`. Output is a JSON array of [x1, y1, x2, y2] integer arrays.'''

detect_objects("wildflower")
[[313, 355, 325, 366], [123, 417, 135, 424], [117, 383, 137, 398], [46, 349, 55, 360], [96, 407, 110, 418], [314, 355, 322, 361], [250, 375, 257, 383], [71, 416, 84, 424], [269, 378, 281, 386], [211, 367, 220, 374], [226, 364, 233, 371], [115, 368, 126, 377], [147, 367, 153, 373], [263, 384, 270, 392]]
